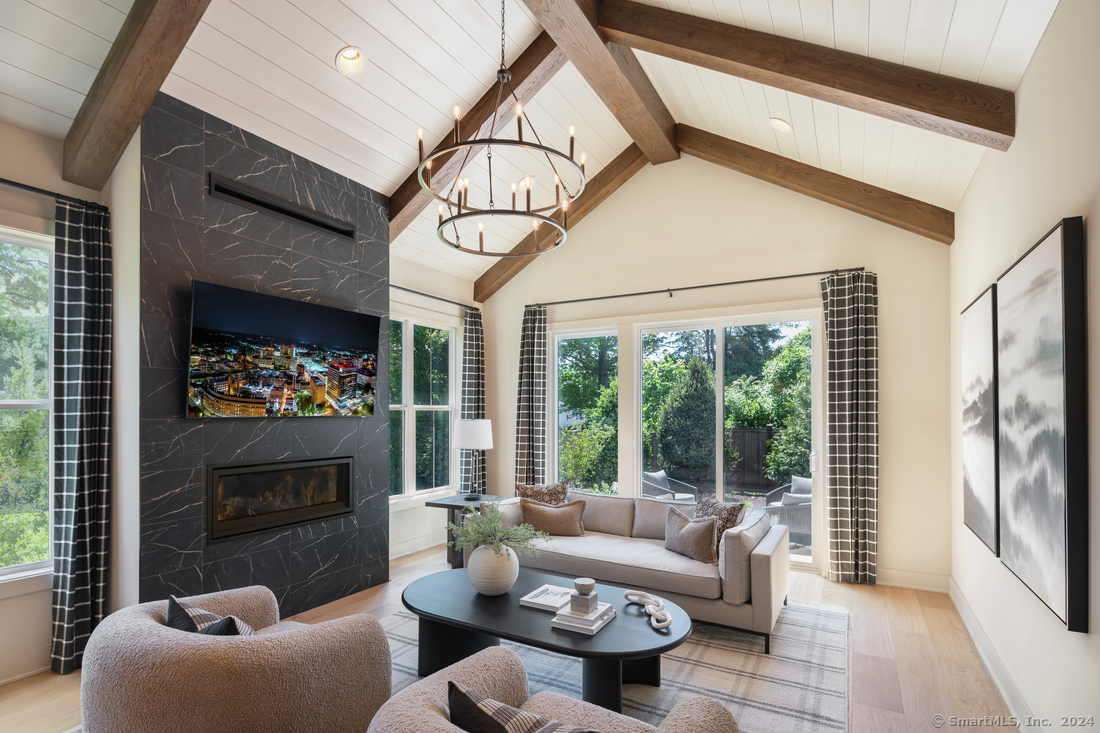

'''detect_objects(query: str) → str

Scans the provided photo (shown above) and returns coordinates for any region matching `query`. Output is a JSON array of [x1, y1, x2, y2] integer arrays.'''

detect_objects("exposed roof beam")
[[389, 32, 567, 243], [64, 0, 212, 189], [520, 0, 678, 164], [600, 0, 1015, 151], [474, 143, 648, 301], [676, 125, 954, 244]]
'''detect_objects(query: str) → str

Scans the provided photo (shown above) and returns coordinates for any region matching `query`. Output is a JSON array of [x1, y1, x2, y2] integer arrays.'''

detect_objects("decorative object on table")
[[961, 285, 999, 554], [412, 2, 585, 257], [570, 577, 598, 615], [447, 504, 550, 596], [519, 584, 574, 612], [454, 418, 492, 500], [515, 479, 570, 505], [551, 600, 616, 635], [519, 497, 587, 536], [996, 217, 1088, 632], [624, 590, 673, 630]]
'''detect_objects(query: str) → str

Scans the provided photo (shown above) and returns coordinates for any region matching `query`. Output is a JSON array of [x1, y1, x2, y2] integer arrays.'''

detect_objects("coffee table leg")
[[418, 617, 499, 677], [581, 658, 623, 713], [622, 654, 661, 687]]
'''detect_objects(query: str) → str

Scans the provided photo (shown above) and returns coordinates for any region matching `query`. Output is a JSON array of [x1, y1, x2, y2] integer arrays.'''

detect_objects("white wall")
[[0, 120, 105, 684], [480, 153, 953, 590], [950, 0, 1100, 722]]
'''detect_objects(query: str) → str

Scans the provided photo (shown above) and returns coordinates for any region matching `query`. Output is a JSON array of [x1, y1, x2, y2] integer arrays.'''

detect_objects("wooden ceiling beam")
[[63, 0, 213, 189], [520, 0, 678, 164], [474, 143, 648, 301], [600, 0, 1015, 151], [388, 32, 567, 243], [676, 125, 954, 244]]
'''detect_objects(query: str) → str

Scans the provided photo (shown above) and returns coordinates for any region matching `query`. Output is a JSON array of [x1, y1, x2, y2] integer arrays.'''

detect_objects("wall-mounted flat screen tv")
[[188, 281, 380, 418]]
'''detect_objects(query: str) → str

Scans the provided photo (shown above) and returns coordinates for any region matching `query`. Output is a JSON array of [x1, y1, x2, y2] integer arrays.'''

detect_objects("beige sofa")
[[81, 586, 391, 733], [368, 645, 740, 733], [487, 491, 790, 653]]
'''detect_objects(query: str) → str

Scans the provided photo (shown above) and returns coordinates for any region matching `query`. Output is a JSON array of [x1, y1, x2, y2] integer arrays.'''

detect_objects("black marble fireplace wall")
[[138, 93, 390, 616]]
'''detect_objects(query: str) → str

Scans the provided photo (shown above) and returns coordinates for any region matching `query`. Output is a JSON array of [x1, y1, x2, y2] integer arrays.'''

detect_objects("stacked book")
[[519, 584, 574, 612], [551, 602, 616, 635]]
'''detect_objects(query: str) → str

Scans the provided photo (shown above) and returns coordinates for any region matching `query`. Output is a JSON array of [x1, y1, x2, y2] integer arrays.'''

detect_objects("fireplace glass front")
[[208, 456, 354, 540]]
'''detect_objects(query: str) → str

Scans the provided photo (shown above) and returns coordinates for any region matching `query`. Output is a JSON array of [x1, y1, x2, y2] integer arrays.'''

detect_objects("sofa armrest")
[[750, 524, 790, 635], [656, 697, 740, 733], [367, 646, 529, 733]]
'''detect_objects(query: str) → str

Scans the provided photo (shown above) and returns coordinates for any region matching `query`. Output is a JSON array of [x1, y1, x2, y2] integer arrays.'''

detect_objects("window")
[[553, 333, 618, 492], [0, 228, 52, 574], [389, 317, 456, 497]]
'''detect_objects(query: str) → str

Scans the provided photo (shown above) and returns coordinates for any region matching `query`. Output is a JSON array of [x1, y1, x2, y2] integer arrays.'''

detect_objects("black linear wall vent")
[[209, 173, 356, 241]]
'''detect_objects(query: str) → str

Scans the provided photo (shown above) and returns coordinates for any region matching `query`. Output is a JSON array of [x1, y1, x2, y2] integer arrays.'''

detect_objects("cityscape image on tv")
[[187, 282, 380, 419]]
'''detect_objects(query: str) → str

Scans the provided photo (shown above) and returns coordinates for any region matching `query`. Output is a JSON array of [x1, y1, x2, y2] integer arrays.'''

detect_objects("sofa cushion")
[[448, 680, 597, 733], [664, 507, 718, 565], [485, 497, 522, 528], [521, 532, 722, 599], [516, 480, 569, 505], [718, 508, 772, 605], [632, 497, 696, 540], [791, 475, 812, 495], [779, 492, 812, 506], [521, 498, 586, 536], [566, 490, 634, 536]]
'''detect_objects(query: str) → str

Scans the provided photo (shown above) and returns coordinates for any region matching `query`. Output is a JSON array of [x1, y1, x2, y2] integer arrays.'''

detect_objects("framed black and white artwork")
[[961, 286, 998, 554], [996, 216, 1087, 633]]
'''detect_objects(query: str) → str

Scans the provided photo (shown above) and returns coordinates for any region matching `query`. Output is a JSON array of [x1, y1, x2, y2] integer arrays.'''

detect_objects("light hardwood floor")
[[0, 547, 1012, 733]]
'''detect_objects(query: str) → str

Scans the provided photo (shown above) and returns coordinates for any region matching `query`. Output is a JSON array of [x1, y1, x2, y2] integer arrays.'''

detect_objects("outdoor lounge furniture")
[[642, 469, 698, 501], [764, 475, 812, 546], [80, 586, 391, 733], [367, 646, 741, 733]]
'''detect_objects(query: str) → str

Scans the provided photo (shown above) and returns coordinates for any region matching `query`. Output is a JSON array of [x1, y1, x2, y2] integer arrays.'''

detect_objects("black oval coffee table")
[[402, 568, 692, 713]]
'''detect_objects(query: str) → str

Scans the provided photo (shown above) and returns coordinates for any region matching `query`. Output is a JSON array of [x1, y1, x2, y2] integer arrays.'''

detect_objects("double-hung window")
[[0, 226, 53, 575], [389, 317, 456, 497]]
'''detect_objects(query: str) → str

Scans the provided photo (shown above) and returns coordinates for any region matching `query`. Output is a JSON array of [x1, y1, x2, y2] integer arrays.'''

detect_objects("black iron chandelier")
[[415, 2, 586, 257]]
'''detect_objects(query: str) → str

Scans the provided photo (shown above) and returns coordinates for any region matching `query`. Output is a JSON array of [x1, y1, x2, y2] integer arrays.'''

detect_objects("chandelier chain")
[[500, 0, 507, 69]]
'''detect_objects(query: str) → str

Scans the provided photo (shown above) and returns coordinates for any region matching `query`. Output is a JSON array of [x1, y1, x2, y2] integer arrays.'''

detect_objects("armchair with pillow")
[[764, 475, 812, 546]]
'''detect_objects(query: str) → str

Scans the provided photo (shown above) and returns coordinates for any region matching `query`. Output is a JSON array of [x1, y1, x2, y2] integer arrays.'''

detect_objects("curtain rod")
[[391, 284, 475, 310], [528, 267, 865, 308], [0, 176, 106, 210]]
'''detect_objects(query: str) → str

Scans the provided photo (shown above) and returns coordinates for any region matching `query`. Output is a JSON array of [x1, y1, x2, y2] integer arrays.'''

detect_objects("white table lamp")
[[453, 419, 493, 495]]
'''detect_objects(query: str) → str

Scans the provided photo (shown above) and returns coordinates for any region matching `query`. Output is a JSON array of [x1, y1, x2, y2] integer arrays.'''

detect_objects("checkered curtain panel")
[[821, 271, 879, 585], [514, 305, 547, 485], [51, 200, 113, 674], [460, 307, 486, 493]]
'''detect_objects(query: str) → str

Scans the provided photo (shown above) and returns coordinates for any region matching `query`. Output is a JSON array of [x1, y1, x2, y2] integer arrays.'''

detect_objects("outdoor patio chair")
[[641, 469, 698, 501], [764, 475, 812, 545]]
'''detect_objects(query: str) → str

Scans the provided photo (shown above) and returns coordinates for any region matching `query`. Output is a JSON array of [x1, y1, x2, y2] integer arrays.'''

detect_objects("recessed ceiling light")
[[335, 46, 366, 76], [770, 117, 793, 133]]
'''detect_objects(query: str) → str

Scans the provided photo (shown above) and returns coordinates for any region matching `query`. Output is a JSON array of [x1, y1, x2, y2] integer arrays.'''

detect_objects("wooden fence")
[[725, 427, 777, 493]]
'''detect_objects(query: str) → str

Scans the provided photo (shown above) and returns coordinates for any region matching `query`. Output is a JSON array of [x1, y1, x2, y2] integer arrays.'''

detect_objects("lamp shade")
[[453, 419, 493, 450]]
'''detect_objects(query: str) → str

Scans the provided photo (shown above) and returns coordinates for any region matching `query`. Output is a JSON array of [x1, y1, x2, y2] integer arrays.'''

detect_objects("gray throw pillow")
[[664, 506, 718, 564], [781, 492, 812, 506], [791, 475, 812, 495]]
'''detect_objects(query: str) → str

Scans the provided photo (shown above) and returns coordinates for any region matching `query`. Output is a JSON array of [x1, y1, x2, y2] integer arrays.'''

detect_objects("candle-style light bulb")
[[516, 102, 523, 142], [562, 199, 569, 229], [511, 182, 517, 210], [463, 178, 470, 208], [526, 178, 532, 212], [425, 159, 432, 186], [554, 174, 560, 205], [453, 104, 460, 140], [478, 221, 484, 251], [418, 127, 424, 162], [580, 152, 586, 176], [456, 179, 463, 214], [569, 125, 575, 159], [438, 204, 444, 225]]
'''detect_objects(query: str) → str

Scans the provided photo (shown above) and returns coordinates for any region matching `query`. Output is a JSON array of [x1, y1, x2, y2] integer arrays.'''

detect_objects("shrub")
[[656, 358, 715, 481], [0, 511, 48, 567]]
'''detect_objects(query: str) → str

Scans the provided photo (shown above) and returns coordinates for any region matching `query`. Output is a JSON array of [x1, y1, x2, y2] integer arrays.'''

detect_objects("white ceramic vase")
[[467, 545, 519, 596]]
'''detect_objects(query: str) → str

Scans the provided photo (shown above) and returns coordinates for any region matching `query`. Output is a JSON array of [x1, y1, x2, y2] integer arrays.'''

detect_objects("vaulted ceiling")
[[0, 0, 1060, 289]]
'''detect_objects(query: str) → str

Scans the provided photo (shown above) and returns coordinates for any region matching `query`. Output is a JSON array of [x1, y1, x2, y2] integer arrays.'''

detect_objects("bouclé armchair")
[[81, 586, 391, 733], [367, 646, 740, 733]]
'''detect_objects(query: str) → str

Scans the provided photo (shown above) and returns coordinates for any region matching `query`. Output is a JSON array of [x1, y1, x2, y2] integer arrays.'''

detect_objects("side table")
[[425, 493, 502, 569]]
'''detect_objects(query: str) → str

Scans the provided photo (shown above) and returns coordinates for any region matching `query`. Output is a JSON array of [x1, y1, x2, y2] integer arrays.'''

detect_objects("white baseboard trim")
[[949, 579, 1039, 733], [0, 644, 51, 687], [877, 567, 950, 592], [390, 530, 448, 560]]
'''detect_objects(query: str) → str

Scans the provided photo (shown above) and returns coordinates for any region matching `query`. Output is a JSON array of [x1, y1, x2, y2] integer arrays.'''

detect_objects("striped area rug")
[[382, 602, 848, 733]]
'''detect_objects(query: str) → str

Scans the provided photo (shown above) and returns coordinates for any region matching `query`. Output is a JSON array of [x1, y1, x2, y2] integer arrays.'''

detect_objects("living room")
[[0, 0, 1095, 731]]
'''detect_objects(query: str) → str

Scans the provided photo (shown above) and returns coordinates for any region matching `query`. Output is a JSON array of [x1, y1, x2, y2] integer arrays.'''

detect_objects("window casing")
[[0, 225, 53, 577], [389, 316, 458, 499]]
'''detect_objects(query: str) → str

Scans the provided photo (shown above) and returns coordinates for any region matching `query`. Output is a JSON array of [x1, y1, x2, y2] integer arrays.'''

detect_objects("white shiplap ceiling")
[[0, 0, 1061, 282]]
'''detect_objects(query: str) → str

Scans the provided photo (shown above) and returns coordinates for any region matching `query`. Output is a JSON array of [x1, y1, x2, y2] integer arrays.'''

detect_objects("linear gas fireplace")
[[208, 456, 354, 541]]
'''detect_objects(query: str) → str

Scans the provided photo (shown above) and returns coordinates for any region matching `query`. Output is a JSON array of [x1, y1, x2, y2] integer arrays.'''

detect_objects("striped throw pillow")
[[167, 596, 256, 637], [447, 681, 598, 733]]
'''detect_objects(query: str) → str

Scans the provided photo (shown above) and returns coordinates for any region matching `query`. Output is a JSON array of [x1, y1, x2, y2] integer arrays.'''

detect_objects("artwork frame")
[[960, 285, 998, 555], [996, 216, 1087, 633]]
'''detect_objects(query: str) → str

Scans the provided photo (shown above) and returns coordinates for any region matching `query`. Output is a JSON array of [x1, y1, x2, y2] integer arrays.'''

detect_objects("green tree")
[[640, 357, 687, 468], [656, 358, 716, 484], [724, 324, 783, 380], [557, 336, 617, 420], [295, 391, 317, 416], [558, 423, 615, 489]]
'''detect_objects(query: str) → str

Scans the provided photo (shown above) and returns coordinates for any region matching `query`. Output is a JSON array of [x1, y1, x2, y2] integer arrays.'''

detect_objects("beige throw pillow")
[[664, 506, 718, 565], [520, 498, 586, 536], [515, 480, 569, 505]]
